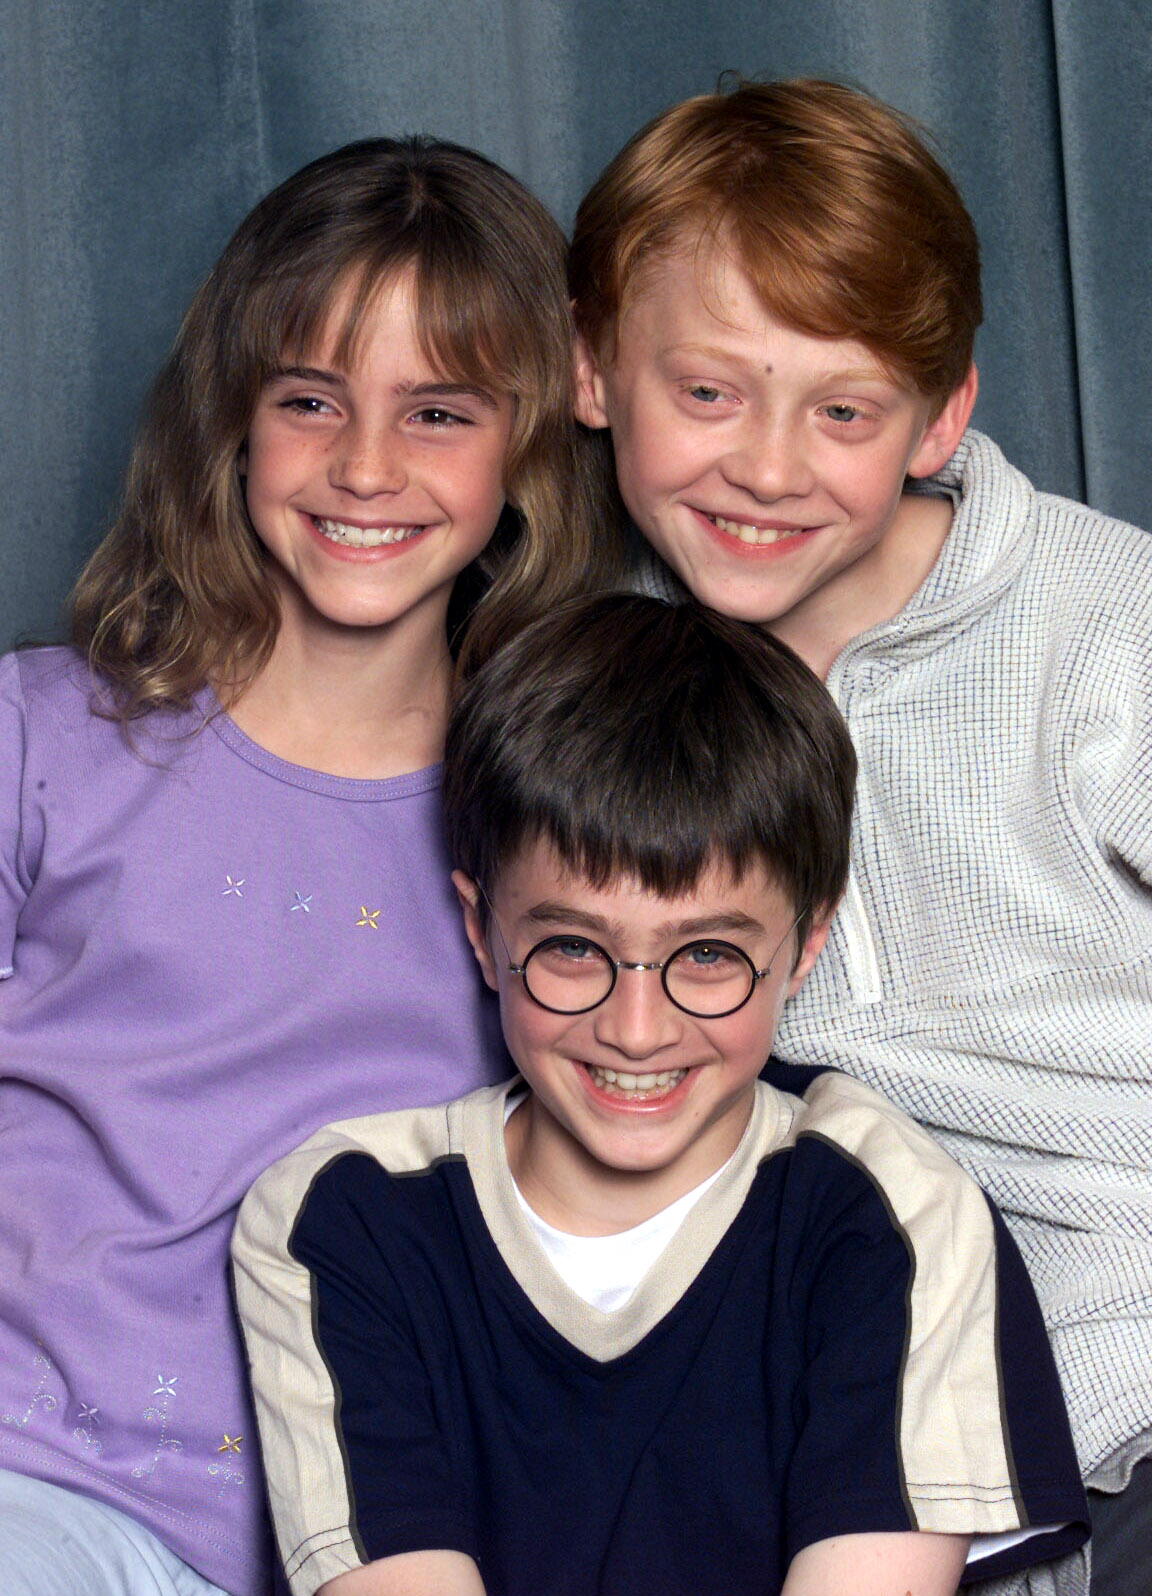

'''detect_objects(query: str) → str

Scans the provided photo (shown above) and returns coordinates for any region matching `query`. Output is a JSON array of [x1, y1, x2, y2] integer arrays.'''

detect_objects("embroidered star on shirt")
[[78, 1404, 100, 1425], [153, 1375, 178, 1397], [290, 892, 312, 914], [217, 1434, 243, 1453], [356, 907, 381, 929], [222, 876, 245, 898]]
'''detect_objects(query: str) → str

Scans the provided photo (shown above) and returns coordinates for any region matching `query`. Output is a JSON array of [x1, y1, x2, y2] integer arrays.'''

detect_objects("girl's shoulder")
[[0, 646, 214, 781], [0, 645, 94, 728]]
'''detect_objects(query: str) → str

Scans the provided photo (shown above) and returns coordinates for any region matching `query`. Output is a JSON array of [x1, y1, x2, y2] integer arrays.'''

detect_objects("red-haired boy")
[[571, 79, 1152, 1596]]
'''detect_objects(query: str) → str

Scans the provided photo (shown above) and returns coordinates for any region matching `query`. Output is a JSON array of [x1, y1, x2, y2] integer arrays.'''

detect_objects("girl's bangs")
[[255, 249, 518, 400]]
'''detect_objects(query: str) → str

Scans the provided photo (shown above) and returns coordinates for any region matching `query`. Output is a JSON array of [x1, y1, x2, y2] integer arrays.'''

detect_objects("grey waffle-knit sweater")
[[642, 429, 1152, 1509], [775, 430, 1152, 1498]]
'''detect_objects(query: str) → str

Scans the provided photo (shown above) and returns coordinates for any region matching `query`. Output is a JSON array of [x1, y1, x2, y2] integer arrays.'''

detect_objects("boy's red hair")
[[570, 79, 982, 411]]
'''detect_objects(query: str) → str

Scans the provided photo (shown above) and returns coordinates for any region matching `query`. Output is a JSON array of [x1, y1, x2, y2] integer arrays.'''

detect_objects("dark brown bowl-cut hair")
[[571, 78, 982, 411], [72, 136, 603, 719], [443, 593, 855, 950]]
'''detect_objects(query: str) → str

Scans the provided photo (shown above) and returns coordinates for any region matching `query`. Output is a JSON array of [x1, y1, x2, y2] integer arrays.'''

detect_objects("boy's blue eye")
[[823, 403, 862, 424], [689, 385, 722, 403], [554, 938, 595, 962], [671, 941, 745, 981]]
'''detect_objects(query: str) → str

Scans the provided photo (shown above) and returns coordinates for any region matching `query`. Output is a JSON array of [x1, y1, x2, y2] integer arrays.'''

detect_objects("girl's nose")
[[329, 423, 407, 497]]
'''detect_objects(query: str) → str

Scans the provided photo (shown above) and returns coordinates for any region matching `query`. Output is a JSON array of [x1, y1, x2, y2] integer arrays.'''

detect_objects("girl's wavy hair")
[[72, 136, 605, 718]]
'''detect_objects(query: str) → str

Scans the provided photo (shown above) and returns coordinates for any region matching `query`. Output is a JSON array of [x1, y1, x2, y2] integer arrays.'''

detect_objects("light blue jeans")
[[0, 1469, 232, 1595]]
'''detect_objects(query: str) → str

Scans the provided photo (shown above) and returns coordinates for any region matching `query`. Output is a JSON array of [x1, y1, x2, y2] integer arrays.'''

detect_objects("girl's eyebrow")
[[270, 364, 343, 384], [268, 365, 500, 409], [396, 380, 501, 410]]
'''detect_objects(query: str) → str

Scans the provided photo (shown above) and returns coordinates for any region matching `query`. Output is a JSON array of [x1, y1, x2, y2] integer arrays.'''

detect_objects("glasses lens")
[[522, 937, 616, 1013], [664, 941, 756, 1017]]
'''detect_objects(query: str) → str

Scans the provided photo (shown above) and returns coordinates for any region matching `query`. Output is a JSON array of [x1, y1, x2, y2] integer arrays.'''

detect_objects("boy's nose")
[[722, 421, 813, 502], [329, 423, 407, 497], [591, 968, 684, 1060]]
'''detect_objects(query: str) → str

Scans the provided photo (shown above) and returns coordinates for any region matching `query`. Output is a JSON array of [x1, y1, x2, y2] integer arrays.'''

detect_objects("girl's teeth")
[[711, 515, 806, 546], [315, 517, 422, 547], [587, 1065, 687, 1098]]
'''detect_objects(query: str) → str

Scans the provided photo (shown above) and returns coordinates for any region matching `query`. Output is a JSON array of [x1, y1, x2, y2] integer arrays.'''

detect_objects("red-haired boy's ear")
[[451, 870, 499, 992], [574, 332, 611, 429], [907, 363, 979, 480]]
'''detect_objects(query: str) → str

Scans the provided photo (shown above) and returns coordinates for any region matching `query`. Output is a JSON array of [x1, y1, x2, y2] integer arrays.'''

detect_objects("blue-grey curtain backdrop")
[[2, 0, 1149, 650]]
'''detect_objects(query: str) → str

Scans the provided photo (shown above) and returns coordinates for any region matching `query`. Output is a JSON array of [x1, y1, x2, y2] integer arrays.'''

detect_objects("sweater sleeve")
[[1057, 525, 1152, 891]]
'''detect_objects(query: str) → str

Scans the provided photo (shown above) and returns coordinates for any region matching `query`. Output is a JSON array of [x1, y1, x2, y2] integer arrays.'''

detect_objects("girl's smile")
[[312, 515, 428, 549], [242, 267, 513, 652]]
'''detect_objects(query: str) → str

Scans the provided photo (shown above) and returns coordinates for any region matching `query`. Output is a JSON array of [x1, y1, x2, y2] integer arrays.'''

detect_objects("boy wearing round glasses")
[[232, 595, 1086, 1596]]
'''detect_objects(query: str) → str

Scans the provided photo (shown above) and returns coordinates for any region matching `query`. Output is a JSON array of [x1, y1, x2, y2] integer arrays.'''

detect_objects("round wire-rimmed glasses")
[[489, 912, 803, 1019]]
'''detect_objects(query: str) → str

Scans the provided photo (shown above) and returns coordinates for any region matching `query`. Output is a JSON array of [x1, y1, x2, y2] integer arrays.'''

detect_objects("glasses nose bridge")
[[591, 952, 684, 1056], [608, 956, 674, 1011]]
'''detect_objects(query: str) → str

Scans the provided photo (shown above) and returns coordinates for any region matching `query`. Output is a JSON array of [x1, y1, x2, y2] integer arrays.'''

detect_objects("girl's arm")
[[782, 1530, 969, 1596], [318, 1550, 486, 1596]]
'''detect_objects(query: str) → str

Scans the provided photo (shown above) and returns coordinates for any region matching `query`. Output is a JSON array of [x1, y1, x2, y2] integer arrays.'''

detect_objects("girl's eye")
[[280, 395, 333, 416], [411, 407, 469, 428]]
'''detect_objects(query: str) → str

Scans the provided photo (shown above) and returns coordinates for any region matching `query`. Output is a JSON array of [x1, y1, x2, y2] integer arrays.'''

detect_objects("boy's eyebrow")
[[660, 343, 891, 386], [523, 902, 767, 942], [268, 365, 499, 408]]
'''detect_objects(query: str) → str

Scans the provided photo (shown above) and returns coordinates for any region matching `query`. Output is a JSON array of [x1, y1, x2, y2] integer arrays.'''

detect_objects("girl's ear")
[[451, 870, 499, 991], [907, 363, 979, 479], [574, 333, 611, 429]]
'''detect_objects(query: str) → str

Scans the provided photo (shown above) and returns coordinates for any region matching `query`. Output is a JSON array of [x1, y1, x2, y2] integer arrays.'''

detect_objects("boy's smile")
[[455, 845, 830, 1234], [577, 241, 975, 675]]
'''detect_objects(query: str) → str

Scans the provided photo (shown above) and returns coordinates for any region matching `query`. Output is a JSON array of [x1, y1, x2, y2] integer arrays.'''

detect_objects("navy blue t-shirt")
[[234, 1070, 1088, 1594]]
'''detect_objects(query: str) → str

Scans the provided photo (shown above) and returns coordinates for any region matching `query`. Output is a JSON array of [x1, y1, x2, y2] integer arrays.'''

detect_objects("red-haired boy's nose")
[[329, 423, 407, 497], [721, 421, 813, 503]]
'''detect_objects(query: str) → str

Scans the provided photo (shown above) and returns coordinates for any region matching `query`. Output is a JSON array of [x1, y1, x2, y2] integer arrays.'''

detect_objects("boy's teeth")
[[711, 515, 805, 546], [315, 517, 422, 547], [587, 1065, 687, 1097]]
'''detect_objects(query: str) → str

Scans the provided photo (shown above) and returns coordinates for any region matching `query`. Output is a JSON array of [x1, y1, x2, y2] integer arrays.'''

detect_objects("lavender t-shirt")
[[0, 648, 505, 1595]]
